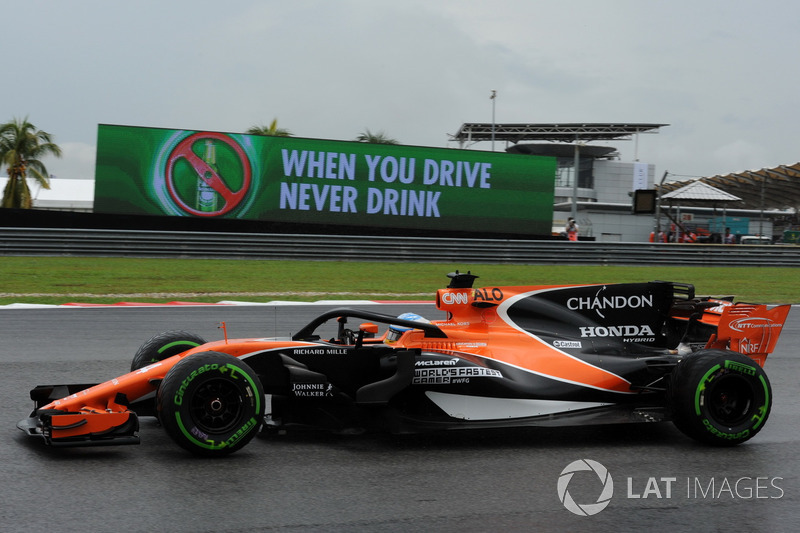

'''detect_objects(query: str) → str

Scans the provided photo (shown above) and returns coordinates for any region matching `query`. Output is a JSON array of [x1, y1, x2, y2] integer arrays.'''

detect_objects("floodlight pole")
[[571, 138, 580, 220], [490, 90, 497, 151], [759, 177, 765, 237], [655, 170, 668, 239]]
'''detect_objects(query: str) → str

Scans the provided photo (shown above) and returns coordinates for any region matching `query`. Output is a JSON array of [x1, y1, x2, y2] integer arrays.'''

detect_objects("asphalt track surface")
[[1, 303, 799, 532]]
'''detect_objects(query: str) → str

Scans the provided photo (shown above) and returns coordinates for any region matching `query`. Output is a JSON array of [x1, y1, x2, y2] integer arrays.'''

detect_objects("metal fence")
[[1, 227, 799, 266]]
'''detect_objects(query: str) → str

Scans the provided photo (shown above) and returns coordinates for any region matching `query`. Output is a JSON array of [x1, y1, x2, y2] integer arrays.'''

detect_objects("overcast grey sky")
[[5, 0, 798, 183]]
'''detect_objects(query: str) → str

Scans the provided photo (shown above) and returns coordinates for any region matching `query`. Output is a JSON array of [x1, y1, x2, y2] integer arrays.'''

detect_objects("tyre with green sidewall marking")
[[668, 349, 771, 446], [157, 351, 265, 456], [131, 330, 207, 371]]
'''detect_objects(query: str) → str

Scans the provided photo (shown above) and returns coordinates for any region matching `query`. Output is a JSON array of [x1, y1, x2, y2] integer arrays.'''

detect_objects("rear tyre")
[[157, 351, 265, 456], [668, 350, 771, 446], [131, 330, 206, 371]]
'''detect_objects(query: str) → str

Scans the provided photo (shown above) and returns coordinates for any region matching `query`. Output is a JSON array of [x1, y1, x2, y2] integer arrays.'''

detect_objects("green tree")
[[355, 129, 399, 145], [246, 118, 292, 137], [0, 117, 62, 209]]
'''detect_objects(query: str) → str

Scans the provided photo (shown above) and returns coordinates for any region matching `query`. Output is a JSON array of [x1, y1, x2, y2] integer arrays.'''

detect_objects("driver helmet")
[[385, 312, 430, 344]]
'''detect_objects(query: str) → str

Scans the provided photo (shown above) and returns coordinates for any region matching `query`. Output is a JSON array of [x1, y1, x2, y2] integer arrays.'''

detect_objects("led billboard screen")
[[94, 124, 556, 235]]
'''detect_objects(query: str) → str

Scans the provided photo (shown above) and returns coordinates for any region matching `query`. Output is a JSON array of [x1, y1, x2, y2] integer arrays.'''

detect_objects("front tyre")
[[157, 351, 265, 457], [131, 330, 207, 371], [668, 350, 771, 446]]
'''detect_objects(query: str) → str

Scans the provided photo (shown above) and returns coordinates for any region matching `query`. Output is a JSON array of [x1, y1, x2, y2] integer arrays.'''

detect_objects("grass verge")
[[1, 257, 798, 305]]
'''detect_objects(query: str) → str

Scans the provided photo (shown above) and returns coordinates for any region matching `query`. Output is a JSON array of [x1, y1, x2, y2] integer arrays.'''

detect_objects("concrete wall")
[[593, 160, 655, 203], [554, 209, 655, 242], [552, 160, 657, 241]]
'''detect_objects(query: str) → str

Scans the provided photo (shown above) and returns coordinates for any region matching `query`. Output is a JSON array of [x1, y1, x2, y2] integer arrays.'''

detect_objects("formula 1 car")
[[18, 272, 790, 456]]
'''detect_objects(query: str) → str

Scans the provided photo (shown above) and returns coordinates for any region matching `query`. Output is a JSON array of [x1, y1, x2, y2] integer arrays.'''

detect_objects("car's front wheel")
[[157, 351, 265, 456], [668, 350, 771, 446]]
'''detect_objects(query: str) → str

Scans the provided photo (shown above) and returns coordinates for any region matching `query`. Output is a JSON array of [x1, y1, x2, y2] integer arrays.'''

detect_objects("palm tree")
[[0, 117, 62, 209], [246, 118, 292, 137], [355, 129, 399, 145]]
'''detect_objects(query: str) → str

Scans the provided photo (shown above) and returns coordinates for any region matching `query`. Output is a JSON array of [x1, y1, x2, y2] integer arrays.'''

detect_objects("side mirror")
[[359, 323, 379, 336], [354, 322, 379, 349]]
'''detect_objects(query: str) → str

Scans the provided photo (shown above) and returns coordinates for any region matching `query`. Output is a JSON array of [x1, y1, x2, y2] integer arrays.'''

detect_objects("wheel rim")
[[706, 373, 754, 426], [189, 378, 244, 434]]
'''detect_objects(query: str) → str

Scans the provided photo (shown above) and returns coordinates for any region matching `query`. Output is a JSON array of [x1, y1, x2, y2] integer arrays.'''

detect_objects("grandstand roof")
[[659, 162, 800, 211]]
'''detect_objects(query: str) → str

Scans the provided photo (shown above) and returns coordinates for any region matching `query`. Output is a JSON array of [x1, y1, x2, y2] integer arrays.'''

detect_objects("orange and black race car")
[[18, 272, 791, 456]]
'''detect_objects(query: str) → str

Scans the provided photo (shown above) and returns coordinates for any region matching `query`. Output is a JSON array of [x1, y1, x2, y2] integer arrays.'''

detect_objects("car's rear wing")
[[706, 304, 791, 366]]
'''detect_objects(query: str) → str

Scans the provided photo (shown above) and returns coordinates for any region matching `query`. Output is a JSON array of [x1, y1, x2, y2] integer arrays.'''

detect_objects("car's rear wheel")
[[157, 351, 264, 456], [131, 330, 206, 371], [668, 350, 771, 446]]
